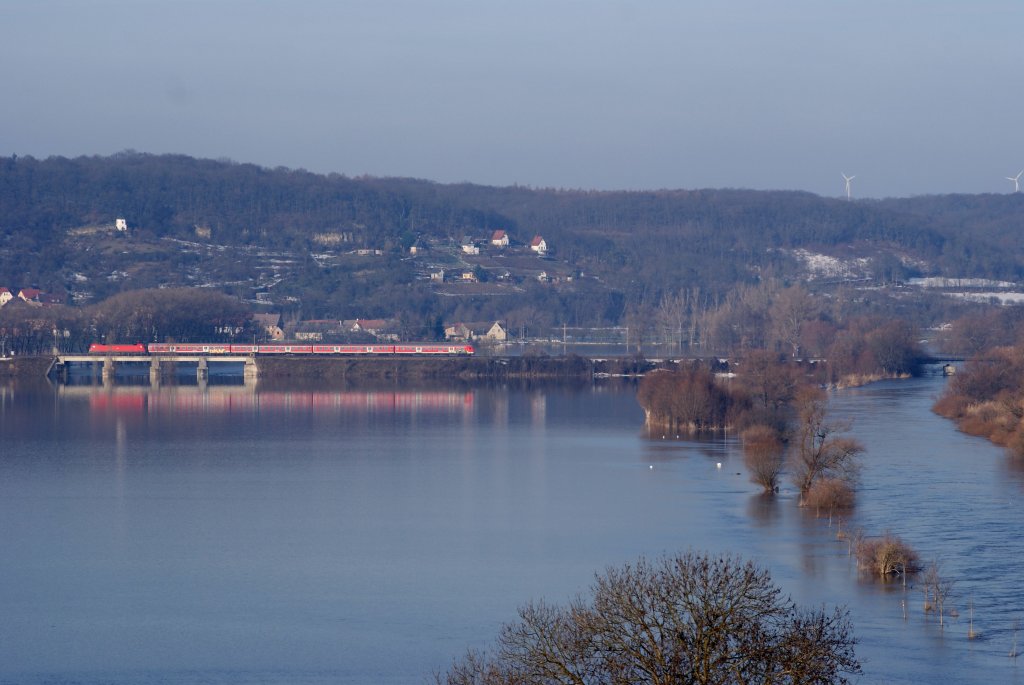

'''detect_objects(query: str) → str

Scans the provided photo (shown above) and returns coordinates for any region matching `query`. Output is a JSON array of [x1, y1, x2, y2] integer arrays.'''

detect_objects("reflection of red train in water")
[[87, 343, 475, 356]]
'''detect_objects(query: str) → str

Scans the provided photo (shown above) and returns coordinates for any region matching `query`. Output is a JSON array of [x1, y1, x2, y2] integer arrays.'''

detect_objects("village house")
[[481, 321, 508, 341], [444, 321, 508, 342], [346, 318, 400, 341], [14, 288, 63, 306], [490, 230, 509, 247], [294, 320, 350, 342], [0, 287, 12, 307], [353, 318, 389, 335], [294, 330, 324, 342], [252, 312, 285, 341], [444, 322, 473, 341], [430, 269, 445, 282], [461, 243, 480, 255], [530, 235, 548, 254], [115, 218, 128, 232]]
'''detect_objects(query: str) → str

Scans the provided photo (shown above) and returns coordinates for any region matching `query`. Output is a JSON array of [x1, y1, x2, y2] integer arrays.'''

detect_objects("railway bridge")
[[53, 354, 259, 384]]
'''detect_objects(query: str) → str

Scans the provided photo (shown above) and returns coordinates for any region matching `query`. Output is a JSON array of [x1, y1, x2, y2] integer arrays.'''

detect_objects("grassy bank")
[[0, 355, 54, 379], [255, 354, 650, 381]]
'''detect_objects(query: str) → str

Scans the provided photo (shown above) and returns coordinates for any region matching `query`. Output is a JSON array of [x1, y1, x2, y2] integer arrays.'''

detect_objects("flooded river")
[[0, 371, 1020, 683]]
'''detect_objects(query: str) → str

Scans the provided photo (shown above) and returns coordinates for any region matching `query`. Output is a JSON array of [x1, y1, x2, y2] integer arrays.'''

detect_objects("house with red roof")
[[16, 288, 63, 306], [491, 230, 509, 247], [529, 235, 548, 254]]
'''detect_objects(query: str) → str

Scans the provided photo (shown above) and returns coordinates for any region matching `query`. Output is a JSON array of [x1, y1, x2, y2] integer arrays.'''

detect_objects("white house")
[[483, 321, 507, 341], [445, 321, 508, 342], [115, 218, 128, 232], [0, 287, 12, 307], [491, 230, 509, 247], [252, 312, 285, 340], [530, 235, 548, 253], [462, 244, 480, 255]]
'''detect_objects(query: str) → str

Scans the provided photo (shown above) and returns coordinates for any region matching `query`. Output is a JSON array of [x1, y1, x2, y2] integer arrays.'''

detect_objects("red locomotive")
[[87, 343, 147, 354]]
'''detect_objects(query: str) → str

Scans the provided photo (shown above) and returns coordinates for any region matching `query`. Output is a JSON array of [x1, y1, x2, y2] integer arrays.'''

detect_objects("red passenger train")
[[87, 342, 475, 356]]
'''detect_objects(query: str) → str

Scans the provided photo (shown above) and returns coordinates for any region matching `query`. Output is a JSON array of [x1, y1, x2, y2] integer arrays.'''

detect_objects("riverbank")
[[0, 356, 53, 379], [832, 371, 912, 389], [254, 354, 651, 381]]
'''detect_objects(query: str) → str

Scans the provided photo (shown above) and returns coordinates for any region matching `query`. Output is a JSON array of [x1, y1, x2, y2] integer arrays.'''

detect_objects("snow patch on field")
[[910, 277, 1018, 289], [948, 292, 1024, 305], [790, 249, 871, 280]]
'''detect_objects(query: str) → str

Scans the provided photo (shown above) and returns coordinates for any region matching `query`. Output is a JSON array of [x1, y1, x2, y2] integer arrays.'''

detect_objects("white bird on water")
[[716, 462, 722, 469]]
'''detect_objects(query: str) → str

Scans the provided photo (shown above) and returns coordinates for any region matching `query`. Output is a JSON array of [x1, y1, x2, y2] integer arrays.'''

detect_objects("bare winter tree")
[[923, 561, 956, 627], [656, 290, 688, 352], [437, 551, 860, 685], [769, 284, 820, 357], [740, 350, 801, 420], [742, 424, 786, 492], [790, 388, 864, 498]]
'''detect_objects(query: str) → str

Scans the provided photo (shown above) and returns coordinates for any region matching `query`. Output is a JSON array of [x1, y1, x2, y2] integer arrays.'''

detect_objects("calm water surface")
[[0, 374, 1021, 684]]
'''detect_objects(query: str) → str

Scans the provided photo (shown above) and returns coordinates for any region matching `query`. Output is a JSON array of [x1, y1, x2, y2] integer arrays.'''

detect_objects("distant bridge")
[[52, 354, 258, 384], [916, 355, 966, 364]]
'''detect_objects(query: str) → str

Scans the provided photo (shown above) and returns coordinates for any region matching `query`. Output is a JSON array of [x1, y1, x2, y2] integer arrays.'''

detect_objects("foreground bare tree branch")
[[437, 551, 860, 685]]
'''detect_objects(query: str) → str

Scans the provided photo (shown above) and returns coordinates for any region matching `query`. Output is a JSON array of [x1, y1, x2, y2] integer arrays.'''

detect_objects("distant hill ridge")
[[1, 152, 1022, 325]]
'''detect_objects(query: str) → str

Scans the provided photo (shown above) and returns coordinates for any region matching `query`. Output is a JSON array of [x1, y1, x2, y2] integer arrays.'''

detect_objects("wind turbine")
[[1007, 170, 1023, 193], [842, 173, 855, 201]]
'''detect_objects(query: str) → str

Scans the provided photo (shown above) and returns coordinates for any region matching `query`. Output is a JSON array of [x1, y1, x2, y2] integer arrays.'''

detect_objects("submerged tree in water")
[[742, 424, 786, 492], [437, 551, 860, 685], [790, 388, 864, 498], [636, 366, 745, 434]]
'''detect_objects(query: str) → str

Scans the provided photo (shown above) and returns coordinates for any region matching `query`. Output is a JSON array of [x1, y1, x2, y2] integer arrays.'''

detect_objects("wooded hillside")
[[2, 152, 1022, 340]]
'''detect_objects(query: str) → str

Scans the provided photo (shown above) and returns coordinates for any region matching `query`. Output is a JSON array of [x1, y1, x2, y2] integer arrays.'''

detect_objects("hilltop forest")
[[1, 152, 1023, 352]]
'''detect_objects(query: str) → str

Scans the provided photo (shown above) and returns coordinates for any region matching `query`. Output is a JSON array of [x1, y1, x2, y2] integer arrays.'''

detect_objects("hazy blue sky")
[[2, 1, 1022, 197]]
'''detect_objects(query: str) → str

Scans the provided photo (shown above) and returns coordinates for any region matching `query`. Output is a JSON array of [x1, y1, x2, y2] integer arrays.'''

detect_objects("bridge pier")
[[101, 357, 116, 383], [50, 361, 68, 383], [244, 358, 259, 383], [197, 357, 208, 382], [150, 358, 161, 386]]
